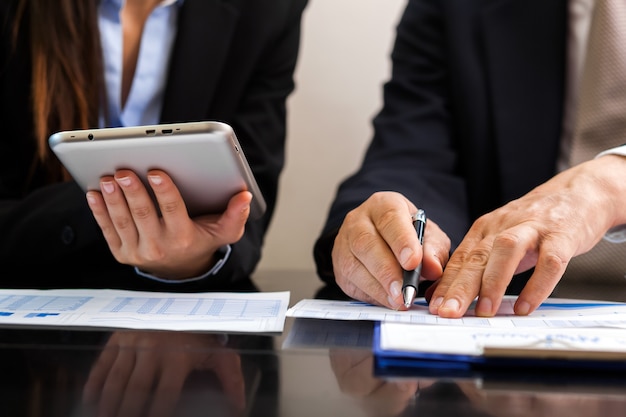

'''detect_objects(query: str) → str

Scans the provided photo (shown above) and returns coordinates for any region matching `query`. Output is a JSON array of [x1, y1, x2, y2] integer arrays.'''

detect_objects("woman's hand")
[[86, 169, 252, 280]]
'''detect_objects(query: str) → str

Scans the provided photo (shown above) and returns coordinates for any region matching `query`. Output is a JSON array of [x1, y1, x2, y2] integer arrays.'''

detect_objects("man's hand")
[[429, 155, 626, 318], [331, 191, 450, 309]]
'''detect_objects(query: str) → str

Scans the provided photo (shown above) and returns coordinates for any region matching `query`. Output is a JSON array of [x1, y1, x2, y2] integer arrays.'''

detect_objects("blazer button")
[[60, 225, 75, 245]]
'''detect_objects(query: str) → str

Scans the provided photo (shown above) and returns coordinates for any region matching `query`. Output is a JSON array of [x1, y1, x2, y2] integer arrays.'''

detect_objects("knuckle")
[[342, 209, 363, 227], [541, 251, 567, 274], [482, 270, 507, 289], [443, 252, 465, 273], [131, 205, 152, 220], [175, 236, 195, 252], [376, 209, 398, 234], [448, 280, 476, 298], [372, 260, 397, 283], [442, 261, 462, 276], [112, 216, 133, 232], [450, 247, 470, 263], [492, 232, 521, 250], [466, 248, 490, 268], [160, 200, 182, 215], [451, 246, 488, 267], [369, 191, 388, 205], [350, 229, 378, 256], [140, 245, 167, 264], [472, 214, 490, 229]]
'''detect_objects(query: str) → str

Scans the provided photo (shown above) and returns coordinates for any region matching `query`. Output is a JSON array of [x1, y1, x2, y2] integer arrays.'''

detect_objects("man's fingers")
[[335, 209, 405, 309], [515, 240, 571, 315], [473, 229, 533, 316], [428, 235, 486, 317], [333, 244, 402, 309]]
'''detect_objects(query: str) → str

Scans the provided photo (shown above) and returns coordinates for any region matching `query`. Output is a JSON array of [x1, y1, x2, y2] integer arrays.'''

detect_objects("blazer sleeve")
[[313, 0, 472, 284], [196, 0, 309, 288]]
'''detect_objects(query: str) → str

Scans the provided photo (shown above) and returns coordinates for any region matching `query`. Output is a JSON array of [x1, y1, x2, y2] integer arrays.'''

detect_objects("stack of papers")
[[287, 296, 626, 370]]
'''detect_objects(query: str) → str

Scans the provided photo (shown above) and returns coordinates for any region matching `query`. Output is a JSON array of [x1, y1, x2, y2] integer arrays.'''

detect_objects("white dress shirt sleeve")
[[595, 144, 626, 243]]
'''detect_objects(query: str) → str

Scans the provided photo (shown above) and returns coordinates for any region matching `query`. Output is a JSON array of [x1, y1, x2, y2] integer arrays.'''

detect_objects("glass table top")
[[1, 270, 625, 417]]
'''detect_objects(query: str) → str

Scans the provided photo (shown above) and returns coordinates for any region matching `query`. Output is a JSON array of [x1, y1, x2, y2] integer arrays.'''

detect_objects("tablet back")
[[49, 121, 266, 219]]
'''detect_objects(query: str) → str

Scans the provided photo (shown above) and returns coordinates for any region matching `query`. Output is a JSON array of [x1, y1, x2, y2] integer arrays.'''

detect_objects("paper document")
[[287, 296, 626, 329], [378, 322, 626, 359], [0, 288, 290, 333]]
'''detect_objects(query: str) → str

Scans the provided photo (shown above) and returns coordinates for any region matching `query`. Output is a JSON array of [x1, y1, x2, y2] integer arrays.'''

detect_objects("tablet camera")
[[88, 133, 94, 140]]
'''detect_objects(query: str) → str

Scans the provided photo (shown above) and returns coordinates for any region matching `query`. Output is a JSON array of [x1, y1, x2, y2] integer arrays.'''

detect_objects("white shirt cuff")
[[595, 144, 626, 159], [133, 244, 232, 283], [604, 225, 626, 244], [595, 144, 626, 243]]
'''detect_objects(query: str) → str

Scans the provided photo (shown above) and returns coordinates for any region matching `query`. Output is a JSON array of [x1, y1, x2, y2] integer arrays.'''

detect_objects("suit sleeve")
[[313, 0, 471, 284], [203, 0, 309, 288]]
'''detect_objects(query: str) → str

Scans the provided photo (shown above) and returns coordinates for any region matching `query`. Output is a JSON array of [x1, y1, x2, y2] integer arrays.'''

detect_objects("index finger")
[[427, 234, 490, 318], [472, 226, 540, 316], [430, 225, 539, 318], [362, 193, 421, 272]]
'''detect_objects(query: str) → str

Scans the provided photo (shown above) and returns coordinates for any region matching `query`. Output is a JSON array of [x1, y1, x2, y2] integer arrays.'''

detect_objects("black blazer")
[[0, 0, 308, 289], [314, 0, 568, 284]]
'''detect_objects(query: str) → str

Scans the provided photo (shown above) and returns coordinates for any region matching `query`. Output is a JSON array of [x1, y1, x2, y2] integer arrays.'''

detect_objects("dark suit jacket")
[[0, 0, 308, 289], [314, 0, 568, 287]]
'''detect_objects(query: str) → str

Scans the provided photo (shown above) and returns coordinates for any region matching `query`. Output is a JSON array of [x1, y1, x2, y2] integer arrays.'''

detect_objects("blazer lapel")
[[480, 0, 568, 201], [161, 0, 240, 122]]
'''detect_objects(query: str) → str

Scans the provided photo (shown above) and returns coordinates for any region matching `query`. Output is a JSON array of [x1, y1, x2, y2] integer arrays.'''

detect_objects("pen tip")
[[402, 286, 416, 309]]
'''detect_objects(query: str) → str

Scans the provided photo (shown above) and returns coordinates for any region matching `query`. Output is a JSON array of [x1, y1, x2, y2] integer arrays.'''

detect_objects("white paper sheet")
[[0, 288, 290, 333], [287, 296, 626, 329]]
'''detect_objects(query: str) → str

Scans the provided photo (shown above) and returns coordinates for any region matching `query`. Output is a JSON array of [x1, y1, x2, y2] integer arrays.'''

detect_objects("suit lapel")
[[480, 0, 568, 201], [161, 0, 240, 122]]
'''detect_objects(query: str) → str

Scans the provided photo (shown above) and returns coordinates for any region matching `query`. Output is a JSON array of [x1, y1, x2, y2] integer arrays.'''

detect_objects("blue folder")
[[372, 322, 626, 376]]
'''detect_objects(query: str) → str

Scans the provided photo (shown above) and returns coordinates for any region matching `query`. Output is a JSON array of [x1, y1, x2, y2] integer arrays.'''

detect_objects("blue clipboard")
[[372, 322, 626, 375]]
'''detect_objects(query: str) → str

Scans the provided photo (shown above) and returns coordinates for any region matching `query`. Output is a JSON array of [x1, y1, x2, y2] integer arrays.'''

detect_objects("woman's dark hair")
[[14, 0, 105, 181]]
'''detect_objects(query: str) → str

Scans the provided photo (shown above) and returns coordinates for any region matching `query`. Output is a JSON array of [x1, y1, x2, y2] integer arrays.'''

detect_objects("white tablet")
[[48, 121, 266, 219]]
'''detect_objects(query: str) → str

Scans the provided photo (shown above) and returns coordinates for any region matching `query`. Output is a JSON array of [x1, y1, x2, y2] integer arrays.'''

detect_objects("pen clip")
[[412, 209, 426, 246], [412, 208, 426, 224]]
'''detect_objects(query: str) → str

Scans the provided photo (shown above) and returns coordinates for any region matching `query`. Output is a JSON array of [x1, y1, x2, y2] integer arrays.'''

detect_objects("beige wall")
[[257, 0, 407, 272]]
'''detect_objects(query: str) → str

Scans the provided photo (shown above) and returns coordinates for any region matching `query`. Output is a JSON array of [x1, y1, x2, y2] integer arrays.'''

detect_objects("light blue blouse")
[[98, 0, 180, 128]]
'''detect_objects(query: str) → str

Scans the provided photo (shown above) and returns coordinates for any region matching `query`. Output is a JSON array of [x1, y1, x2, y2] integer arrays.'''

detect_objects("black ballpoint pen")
[[402, 208, 426, 308]]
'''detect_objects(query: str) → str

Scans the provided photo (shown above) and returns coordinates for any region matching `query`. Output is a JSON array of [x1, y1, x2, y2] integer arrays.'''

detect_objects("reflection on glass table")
[[0, 329, 276, 417], [284, 316, 626, 417], [329, 347, 626, 417]]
